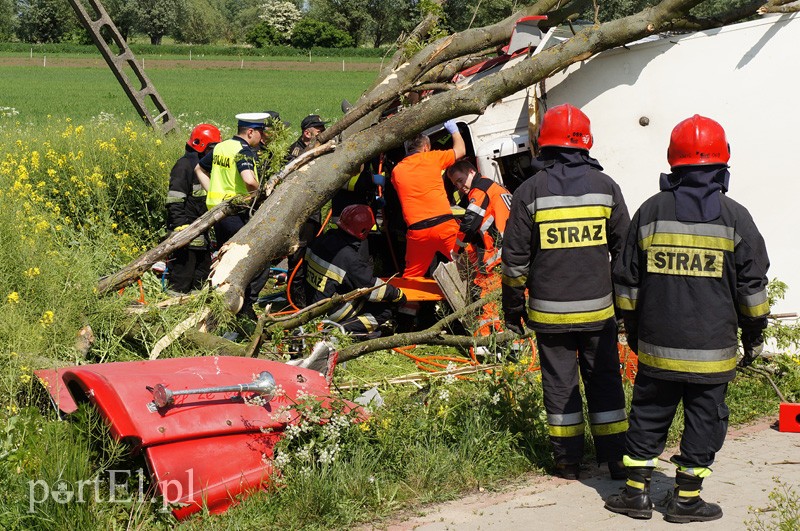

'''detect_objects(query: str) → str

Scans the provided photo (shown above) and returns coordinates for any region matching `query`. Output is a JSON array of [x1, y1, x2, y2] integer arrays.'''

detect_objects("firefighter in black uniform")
[[285, 114, 329, 307], [165, 123, 221, 293], [305, 204, 406, 337], [501, 104, 630, 480], [605, 115, 770, 523]]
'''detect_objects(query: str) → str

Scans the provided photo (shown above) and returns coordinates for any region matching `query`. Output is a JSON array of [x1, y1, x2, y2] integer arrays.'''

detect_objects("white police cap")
[[235, 112, 271, 129]]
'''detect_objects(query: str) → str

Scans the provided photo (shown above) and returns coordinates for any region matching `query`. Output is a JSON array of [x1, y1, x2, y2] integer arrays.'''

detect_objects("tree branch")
[[336, 293, 531, 363], [97, 195, 252, 294]]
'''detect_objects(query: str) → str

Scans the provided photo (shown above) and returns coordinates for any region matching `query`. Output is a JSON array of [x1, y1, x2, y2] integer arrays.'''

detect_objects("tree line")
[[0, 0, 742, 50]]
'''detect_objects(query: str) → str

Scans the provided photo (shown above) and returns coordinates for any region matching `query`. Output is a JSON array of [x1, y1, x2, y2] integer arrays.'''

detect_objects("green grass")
[[1, 64, 377, 131]]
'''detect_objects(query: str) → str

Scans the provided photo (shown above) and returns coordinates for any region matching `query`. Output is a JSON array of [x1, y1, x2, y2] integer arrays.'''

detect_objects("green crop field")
[[0, 56, 381, 133]]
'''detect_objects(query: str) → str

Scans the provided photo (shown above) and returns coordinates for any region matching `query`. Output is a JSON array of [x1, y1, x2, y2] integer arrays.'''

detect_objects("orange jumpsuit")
[[391, 149, 459, 278], [455, 176, 512, 336]]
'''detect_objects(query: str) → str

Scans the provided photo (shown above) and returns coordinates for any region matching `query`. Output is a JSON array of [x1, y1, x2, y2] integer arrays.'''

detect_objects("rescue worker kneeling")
[[305, 205, 406, 338]]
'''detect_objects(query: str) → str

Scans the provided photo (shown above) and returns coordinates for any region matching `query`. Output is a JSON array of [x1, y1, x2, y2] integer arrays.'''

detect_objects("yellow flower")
[[24, 267, 41, 278], [20, 374, 31, 384], [39, 310, 54, 326], [6, 292, 20, 304]]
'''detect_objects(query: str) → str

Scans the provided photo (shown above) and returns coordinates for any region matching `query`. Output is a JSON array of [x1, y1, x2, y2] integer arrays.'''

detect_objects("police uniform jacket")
[[305, 229, 403, 321], [199, 136, 259, 208], [285, 137, 307, 164], [613, 190, 770, 384], [456, 176, 512, 269], [501, 159, 629, 333]]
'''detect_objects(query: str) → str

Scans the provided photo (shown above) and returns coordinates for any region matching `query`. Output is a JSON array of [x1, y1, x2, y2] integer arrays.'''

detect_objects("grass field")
[[0, 55, 380, 132]]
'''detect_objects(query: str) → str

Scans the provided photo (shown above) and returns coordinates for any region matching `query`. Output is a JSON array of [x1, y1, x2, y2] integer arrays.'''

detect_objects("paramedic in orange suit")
[[390, 120, 466, 278]]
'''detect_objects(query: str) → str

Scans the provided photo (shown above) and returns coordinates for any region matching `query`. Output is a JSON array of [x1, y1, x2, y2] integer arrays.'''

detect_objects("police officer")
[[305, 204, 406, 337], [501, 104, 630, 480], [196, 113, 271, 318], [166, 123, 220, 293], [286, 114, 329, 163], [605, 115, 770, 523]]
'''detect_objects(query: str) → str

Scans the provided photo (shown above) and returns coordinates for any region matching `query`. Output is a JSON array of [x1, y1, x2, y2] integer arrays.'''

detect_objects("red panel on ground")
[[32, 356, 361, 520], [61, 357, 328, 445], [34, 369, 79, 414], [145, 431, 282, 520], [779, 402, 800, 433]]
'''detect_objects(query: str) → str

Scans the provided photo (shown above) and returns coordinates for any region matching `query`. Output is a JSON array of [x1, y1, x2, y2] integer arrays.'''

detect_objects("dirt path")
[[372, 420, 800, 530]]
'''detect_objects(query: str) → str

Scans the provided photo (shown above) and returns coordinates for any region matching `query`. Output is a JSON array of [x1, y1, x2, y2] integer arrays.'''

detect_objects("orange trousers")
[[402, 219, 460, 278]]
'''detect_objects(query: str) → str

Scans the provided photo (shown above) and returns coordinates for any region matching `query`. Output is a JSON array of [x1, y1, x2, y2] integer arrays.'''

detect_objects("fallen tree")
[[103, 0, 798, 316]]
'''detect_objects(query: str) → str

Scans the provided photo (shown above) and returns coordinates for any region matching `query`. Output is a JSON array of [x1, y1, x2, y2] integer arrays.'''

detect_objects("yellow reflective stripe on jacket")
[[344, 174, 360, 191], [534, 205, 612, 223], [529, 305, 614, 325], [739, 289, 770, 317], [640, 233, 734, 252], [502, 273, 527, 287], [637, 341, 737, 374], [614, 284, 639, 311], [528, 294, 615, 325], [638, 220, 736, 248]]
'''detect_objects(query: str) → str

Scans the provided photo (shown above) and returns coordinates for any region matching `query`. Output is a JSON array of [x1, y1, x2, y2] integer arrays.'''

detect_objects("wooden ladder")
[[66, 0, 178, 134]]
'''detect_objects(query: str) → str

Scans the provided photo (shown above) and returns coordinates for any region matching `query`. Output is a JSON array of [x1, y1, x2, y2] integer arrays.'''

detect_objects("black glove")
[[395, 291, 407, 306], [739, 328, 765, 368], [504, 311, 526, 335]]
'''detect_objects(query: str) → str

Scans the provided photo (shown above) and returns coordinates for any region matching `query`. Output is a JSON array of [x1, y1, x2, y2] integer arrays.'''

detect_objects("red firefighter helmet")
[[667, 114, 730, 168], [537, 103, 593, 151], [339, 204, 375, 240], [188, 123, 221, 153]]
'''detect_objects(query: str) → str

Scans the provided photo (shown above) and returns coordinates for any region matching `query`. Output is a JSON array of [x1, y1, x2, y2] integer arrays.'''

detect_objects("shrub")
[[246, 22, 285, 48], [291, 18, 354, 49]]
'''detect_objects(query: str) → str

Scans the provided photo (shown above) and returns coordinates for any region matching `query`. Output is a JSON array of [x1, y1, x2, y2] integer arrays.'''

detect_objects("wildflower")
[[24, 267, 41, 278], [39, 310, 54, 326], [438, 389, 450, 402], [7, 292, 20, 304], [274, 451, 290, 468], [490, 392, 501, 405], [296, 445, 312, 462]]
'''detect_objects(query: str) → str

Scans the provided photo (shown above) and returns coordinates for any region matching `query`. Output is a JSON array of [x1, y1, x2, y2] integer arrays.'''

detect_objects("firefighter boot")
[[604, 465, 654, 519], [665, 470, 722, 523]]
